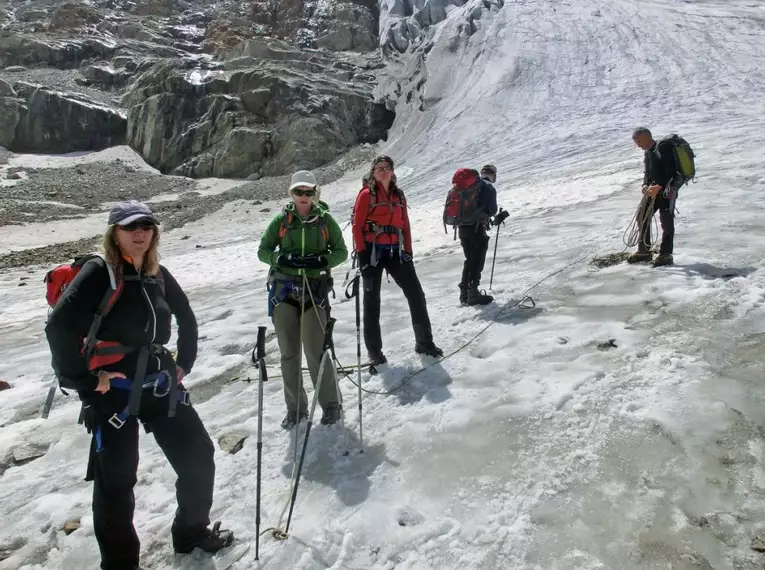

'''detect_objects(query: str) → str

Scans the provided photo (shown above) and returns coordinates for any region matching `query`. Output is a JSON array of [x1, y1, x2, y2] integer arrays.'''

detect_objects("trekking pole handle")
[[256, 326, 267, 360]]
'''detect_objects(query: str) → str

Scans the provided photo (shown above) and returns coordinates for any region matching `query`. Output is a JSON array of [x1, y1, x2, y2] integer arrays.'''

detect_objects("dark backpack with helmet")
[[443, 168, 487, 238]]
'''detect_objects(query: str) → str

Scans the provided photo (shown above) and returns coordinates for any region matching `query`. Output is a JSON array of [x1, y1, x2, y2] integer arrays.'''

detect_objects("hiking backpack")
[[657, 134, 696, 183], [443, 168, 487, 237], [44, 254, 126, 382]]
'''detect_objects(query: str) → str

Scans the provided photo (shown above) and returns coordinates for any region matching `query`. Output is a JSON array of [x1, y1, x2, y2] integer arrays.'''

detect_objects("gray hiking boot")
[[281, 410, 308, 431], [627, 252, 653, 264], [320, 403, 343, 425], [652, 254, 674, 267]]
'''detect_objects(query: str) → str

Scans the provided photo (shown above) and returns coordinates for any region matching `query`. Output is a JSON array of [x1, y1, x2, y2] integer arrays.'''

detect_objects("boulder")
[[62, 519, 81, 535], [218, 433, 248, 455], [0, 380, 11, 391], [124, 60, 393, 179], [8, 85, 126, 153], [11, 443, 48, 466], [0, 79, 16, 97], [82, 64, 132, 87], [0, 97, 23, 149]]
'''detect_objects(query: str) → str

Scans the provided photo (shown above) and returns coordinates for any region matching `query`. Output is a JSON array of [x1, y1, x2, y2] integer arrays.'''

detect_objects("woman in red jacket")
[[352, 155, 443, 365]]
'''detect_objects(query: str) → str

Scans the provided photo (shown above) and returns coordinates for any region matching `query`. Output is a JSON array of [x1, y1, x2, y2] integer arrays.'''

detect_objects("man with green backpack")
[[629, 127, 696, 267]]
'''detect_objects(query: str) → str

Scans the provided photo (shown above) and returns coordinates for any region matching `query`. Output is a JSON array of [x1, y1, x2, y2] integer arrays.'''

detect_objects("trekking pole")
[[489, 220, 502, 291], [254, 325, 267, 561], [345, 274, 364, 453], [282, 320, 334, 537]]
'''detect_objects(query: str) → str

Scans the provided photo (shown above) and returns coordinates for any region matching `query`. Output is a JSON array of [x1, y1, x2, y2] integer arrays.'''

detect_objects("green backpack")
[[657, 134, 696, 183]]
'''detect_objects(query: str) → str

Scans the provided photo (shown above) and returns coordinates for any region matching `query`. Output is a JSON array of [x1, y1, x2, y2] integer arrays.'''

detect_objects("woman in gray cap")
[[258, 170, 348, 430], [45, 200, 232, 570]]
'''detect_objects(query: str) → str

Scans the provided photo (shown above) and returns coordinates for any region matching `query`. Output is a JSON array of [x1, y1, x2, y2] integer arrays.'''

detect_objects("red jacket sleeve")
[[352, 188, 371, 253], [401, 200, 413, 253]]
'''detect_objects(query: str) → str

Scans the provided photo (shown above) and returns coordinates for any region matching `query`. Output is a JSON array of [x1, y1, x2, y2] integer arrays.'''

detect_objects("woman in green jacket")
[[257, 170, 348, 430]]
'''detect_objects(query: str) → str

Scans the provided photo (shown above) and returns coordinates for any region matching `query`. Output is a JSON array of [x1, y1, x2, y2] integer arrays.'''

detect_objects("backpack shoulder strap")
[[277, 210, 294, 243], [83, 258, 123, 356]]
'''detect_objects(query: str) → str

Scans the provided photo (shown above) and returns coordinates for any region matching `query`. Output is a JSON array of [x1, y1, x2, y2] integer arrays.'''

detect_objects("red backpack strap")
[[278, 211, 292, 241], [83, 260, 122, 358]]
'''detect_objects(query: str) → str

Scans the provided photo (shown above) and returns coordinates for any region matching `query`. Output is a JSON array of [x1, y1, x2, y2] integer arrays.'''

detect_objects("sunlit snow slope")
[[2, 0, 765, 569]]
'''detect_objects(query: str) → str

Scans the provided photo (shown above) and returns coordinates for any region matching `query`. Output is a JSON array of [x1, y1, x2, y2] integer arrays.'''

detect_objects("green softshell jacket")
[[257, 200, 348, 278]]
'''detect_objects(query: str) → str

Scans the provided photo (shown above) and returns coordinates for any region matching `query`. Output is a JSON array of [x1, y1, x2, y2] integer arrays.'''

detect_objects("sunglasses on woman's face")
[[121, 220, 156, 232], [374, 165, 392, 173], [293, 188, 316, 197]]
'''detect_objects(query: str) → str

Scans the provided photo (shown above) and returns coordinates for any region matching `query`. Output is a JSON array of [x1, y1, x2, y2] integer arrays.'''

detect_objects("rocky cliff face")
[[0, 0, 391, 178]]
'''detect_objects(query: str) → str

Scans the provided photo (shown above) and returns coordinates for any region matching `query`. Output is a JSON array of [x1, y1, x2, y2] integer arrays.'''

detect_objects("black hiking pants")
[[458, 225, 490, 287], [362, 249, 433, 356], [638, 194, 675, 256], [85, 388, 215, 570]]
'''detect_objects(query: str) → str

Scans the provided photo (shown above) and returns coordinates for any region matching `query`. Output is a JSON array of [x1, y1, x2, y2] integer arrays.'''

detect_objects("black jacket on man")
[[45, 258, 198, 395], [643, 140, 678, 189], [638, 140, 678, 256]]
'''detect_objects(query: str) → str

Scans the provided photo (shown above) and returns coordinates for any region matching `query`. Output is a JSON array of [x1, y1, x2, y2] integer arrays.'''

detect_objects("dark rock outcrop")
[[0, 83, 126, 153], [124, 41, 393, 178]]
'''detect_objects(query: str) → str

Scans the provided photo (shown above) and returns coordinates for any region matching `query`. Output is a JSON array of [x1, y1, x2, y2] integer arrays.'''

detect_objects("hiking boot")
[[281, 409, 308, 431], [415, 341, 444, 357], [627, 252, 653, 264], [173, 521, 234, 554], [368, 351, 387, 366], [652, 254, 674, 267], [459, 284, 468, 305], [466, 283, 493, 306], [320, 403, 343, 425]]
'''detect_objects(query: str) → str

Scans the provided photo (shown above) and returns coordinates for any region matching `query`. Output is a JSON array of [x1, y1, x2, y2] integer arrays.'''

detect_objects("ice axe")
[[489, 208, 509, 290]]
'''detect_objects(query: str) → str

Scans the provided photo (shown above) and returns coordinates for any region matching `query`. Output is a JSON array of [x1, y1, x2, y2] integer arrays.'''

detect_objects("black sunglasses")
[[293, 188, 316, 197], [122, 220, 156, 232]]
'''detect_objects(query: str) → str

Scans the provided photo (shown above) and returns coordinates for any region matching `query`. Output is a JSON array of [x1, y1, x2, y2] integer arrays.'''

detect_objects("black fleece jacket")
[[45, 258, 198, 394], [643, 140, 678, 188]]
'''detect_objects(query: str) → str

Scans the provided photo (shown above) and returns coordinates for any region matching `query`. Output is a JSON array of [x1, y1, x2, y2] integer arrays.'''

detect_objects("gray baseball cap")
[[108, 200, 159, 226]]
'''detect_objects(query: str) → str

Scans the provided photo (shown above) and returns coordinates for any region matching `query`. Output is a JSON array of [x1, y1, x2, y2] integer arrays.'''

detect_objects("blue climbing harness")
[[94, 371, 190, 452]]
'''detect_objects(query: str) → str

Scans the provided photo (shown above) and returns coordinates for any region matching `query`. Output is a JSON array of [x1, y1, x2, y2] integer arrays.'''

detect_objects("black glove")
[[300, 254, 329, 270], [492, 208, 509, 226], [81, 403, 98, 434], [357, 249, 371, 270], [276, 253, 306, 269]]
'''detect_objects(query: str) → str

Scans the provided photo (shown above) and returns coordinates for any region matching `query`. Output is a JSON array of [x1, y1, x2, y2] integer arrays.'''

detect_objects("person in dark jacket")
[[629, 127, 680, 266], [352, 155, 443, 365], [458, 164, 499, 305], [45, 200, 232, 570]]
